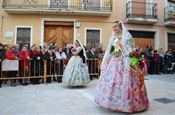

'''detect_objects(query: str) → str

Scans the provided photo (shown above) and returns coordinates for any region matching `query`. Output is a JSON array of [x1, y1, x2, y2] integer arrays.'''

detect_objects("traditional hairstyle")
[[113, 21, 123, 30], [76, 40, 80, 46], [75, 39, 87, 58]]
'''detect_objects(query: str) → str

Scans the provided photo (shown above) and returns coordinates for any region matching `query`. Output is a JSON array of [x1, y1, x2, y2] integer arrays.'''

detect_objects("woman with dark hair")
[[164, 49, 173, 73], [62, 40, 90, 87], [0, 43, 6, 88], [148, 49, 154, 74]]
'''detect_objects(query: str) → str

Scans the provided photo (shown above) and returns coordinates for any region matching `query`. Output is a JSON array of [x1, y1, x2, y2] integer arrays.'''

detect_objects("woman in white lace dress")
[[62, 40, 90, 86]]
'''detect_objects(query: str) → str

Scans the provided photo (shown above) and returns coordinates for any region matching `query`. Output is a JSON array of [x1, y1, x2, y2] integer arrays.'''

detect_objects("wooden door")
[[134, 38, 154, 51], [132, 0, 146, 17], [44, 22, 74, 47]]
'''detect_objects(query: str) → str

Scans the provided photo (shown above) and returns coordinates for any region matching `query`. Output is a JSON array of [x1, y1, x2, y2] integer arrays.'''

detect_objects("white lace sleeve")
[[76, 46, 82, 54]]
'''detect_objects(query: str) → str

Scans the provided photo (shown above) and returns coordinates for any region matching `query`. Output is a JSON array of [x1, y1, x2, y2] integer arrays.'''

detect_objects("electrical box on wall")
[[76, 22, 80, 28]]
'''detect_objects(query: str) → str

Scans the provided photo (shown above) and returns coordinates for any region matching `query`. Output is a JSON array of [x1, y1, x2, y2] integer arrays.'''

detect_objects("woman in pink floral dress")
[[95, 21, 149, 113]]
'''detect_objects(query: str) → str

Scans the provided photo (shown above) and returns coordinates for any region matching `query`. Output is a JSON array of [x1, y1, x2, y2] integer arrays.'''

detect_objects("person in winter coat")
[[0, 43, 6, 88], [6, 45, 20, 87]]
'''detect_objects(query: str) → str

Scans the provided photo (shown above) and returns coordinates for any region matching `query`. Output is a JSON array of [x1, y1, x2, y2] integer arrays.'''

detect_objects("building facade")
[[0, 0, 175, 51]]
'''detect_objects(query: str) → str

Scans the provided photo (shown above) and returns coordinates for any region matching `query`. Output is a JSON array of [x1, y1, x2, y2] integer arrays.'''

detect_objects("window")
[[167, 0, 175, 7], [168, 0, 175, 3], [16, 28, 31, 48], [83, 0, 101, 10], [50, 0, 68, 8], [129, 30, 155, 38], [86, 29, 100, 50], [168, 33, 175, 50]]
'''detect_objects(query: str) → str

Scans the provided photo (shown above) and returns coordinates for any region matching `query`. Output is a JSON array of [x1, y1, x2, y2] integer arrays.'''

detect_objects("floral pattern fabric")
[[62, 56, 90, 86], [95, 56, 149, 113]]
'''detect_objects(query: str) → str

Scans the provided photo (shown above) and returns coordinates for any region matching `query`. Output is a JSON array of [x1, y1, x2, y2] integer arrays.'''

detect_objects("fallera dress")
[[62, 46, 90, 86], [95, 36, 149, 113]]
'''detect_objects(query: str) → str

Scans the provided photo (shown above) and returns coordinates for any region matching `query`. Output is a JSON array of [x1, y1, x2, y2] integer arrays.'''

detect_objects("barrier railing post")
[[44, 60, 47, 84]]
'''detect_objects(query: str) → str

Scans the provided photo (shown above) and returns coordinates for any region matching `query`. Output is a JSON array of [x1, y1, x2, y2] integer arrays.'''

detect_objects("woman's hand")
[[37, 57, 40, 60]]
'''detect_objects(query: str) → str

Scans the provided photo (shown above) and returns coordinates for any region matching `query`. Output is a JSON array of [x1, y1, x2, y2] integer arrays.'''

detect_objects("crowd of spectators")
[[0, 42, 104, 88], [136, 45, 175, 75]]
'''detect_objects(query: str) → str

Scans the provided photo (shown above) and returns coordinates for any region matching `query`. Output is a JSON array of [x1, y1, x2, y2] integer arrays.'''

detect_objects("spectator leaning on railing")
[[55, 47, 67, 83], [87, 47, 98, 80], [0, 43, 6, 88], [5, 45, 20, 87], [44, 46, 56, 83], [31, 46, 44, 85], [19, 45, 30, 86]]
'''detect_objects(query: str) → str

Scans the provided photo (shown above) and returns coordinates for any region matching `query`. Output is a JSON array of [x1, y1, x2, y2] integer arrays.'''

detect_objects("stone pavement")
[[0, 74, 175, 115]]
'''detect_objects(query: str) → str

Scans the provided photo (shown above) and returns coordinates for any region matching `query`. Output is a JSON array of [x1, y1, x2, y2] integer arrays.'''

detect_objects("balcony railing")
[[164, 6, 175, 27], [2, 0, 112, 16], [164, 7, 175, 21], [126, 1, 158, 24]]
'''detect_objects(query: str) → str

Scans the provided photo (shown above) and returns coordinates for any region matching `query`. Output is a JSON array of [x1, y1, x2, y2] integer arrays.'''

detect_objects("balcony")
[[2, 0, 112, 16], [126, 1, 158, 24], [164, 7, 175, 27]]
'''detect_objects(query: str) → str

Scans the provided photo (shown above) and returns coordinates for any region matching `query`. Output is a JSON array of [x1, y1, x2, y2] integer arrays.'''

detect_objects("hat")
[[49, 46, 56, 50]]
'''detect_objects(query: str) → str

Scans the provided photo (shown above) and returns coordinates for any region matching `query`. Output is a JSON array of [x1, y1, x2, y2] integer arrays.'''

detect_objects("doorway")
[[44, 21, 74, 47]]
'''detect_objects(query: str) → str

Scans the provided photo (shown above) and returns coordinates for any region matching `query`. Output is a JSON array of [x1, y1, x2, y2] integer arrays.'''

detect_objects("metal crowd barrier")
[[0, 59, 46, 83], [0, 58, 102, 84], [87, 58, 100, 77]]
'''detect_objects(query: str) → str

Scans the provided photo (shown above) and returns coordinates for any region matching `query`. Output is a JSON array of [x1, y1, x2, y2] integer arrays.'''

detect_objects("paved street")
[[0, 74, 175, 115]]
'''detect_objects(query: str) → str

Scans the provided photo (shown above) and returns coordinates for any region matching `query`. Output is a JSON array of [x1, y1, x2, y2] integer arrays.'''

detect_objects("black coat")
[[0, 49, 6, 60], [87, 50, 98, 59], [32, 52, 44, 75], [0, 49, 6, 77], [44, 51, 56, 74]]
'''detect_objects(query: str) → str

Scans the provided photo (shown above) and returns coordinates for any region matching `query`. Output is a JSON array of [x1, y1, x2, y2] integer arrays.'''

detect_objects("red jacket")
[[154, 54, 159, 63], [6, 49, 19, 59], [19, 51, 30, 67]]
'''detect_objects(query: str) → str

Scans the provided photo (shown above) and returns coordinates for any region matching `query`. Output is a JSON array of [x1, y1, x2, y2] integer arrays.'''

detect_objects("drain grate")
[[154, 98, 175, 104]]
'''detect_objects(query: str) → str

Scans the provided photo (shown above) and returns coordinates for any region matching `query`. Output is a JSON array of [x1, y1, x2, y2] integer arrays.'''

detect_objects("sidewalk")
[[0, 74, 175, 115]]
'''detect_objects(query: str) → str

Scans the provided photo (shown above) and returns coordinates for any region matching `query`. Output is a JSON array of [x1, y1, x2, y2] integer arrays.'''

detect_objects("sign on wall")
[[5, 31, 14, 38]]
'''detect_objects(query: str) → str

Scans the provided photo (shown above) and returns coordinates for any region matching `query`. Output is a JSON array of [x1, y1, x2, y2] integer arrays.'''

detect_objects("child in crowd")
[[140, 53, 148, 75]]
